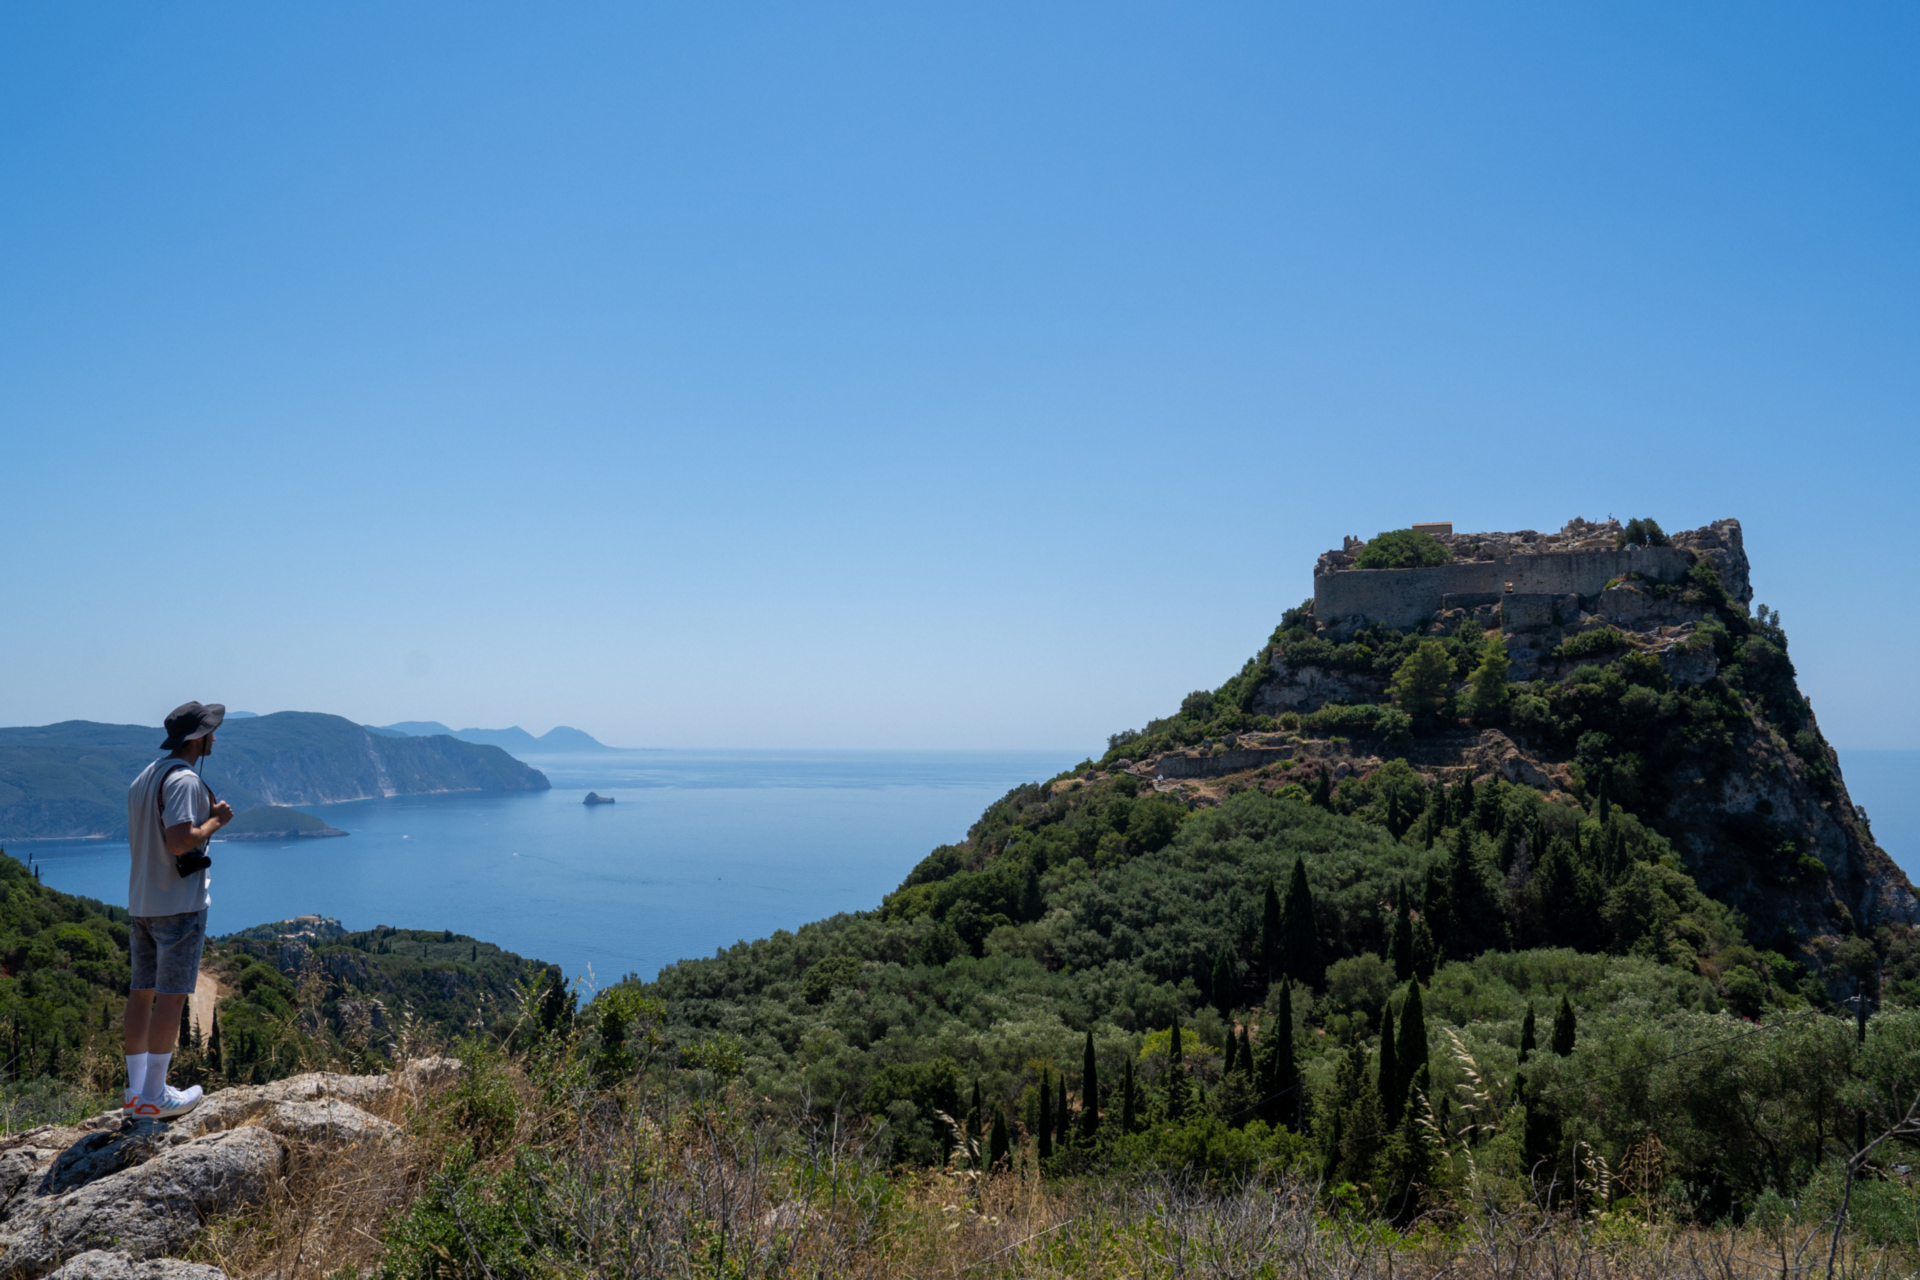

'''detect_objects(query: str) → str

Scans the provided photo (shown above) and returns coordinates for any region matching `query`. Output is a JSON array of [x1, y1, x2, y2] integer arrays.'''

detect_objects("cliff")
[[1142, 516, 1919, 971], [0, 711, 549, 841]]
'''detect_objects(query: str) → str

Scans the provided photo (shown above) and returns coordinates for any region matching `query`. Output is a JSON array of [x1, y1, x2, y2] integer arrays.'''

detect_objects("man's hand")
[[165, 803, 231, 855]]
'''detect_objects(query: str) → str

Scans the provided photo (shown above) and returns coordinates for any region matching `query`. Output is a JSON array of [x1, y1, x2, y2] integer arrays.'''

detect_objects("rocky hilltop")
[[1116, 516, 1915, 972]]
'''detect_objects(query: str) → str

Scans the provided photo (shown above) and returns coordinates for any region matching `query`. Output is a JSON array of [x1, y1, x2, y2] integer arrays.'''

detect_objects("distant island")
[[0, 711, 549, 842], [218, 805, 347, 840], [365, 722, 609, 754], [583, 792, 614, 805]]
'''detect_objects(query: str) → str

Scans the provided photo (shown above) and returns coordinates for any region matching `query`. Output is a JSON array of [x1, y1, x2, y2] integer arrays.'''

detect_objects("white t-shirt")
[[126, 757, 213, 918]]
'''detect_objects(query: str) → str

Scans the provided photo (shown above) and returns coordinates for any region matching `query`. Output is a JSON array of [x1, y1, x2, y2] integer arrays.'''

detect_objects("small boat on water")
[[583, 791, 615, 805]]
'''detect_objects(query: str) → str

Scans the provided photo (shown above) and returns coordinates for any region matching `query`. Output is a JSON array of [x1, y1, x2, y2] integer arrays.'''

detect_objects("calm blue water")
[[23, 749, 1076, 987]]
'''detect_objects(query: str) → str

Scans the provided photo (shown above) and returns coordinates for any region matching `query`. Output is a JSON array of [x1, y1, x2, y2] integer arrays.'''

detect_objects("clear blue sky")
[[3, 4, 1917, 750]]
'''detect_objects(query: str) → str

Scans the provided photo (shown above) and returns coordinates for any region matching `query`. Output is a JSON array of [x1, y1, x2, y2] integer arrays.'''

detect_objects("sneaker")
[[130, 1084, 203, 1120], [122, 1089, 139, 1112]]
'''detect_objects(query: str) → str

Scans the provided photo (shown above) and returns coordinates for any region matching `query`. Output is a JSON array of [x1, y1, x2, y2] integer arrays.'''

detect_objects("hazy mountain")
[[367, 722, 609, 753], [0, 712, 549, 841], [367, 720, 455, 739]]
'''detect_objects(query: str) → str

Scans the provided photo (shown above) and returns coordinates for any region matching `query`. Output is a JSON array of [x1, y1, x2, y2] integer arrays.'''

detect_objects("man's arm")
[[164, 801, 233, 855]]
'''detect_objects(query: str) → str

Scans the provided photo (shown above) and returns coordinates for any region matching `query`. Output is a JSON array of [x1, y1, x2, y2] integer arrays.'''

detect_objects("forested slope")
[[633, 520, 1920, 1221]]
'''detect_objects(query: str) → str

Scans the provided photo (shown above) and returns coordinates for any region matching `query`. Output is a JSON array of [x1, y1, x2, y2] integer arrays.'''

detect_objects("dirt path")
[[189, 966, 220, 1041]]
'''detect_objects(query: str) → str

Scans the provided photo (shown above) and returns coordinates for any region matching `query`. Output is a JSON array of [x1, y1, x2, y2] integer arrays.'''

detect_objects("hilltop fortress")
[[1310, 516, 1751, 636]]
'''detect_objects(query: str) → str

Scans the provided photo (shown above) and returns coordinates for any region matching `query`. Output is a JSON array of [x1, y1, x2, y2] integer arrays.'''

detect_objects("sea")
[[23, 749, 1078, 988], [21, 748, 1919, 987]]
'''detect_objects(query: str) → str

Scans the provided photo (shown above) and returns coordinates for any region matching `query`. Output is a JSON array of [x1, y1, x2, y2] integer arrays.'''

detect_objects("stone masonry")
[[1310, 517, 1748, 634]]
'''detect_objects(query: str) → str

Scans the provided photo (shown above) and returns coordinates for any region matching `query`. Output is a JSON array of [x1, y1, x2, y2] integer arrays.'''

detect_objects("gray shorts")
[[129, 909, 207, 995]]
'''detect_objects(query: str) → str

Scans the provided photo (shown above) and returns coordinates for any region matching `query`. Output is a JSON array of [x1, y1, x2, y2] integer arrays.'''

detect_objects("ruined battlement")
[[1311, 517, 1749, 632]]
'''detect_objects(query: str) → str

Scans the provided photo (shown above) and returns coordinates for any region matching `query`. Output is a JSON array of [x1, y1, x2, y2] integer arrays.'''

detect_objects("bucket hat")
[[159, 702, 225, 752]]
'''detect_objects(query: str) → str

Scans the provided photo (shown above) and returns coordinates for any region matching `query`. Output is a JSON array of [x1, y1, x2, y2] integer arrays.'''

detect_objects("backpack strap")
[[151, 760, 216, 815]]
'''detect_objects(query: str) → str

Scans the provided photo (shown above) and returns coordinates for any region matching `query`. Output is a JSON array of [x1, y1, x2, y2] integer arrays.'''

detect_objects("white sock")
[[142, 1052, 172, 1101], [124, 1053, 149, 1097]]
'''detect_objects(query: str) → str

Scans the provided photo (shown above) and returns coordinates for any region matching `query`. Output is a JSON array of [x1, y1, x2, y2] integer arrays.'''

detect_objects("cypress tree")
[[1211, 947, 1236, 1019], [1019, 860, 1043, 921], [1474, 777, 1503, 836], [1280, 857, 1321, 987], [1254, 982, 1300, 1130], [1594, 772, 1611, 823], [969, 1079, 982, 1137], [1518, 1004, 1537, 1063], [208, 1011, 222, 1075], [1165, 1013, 1189, 1121], [1395, 980, 1428, 1111], [1037, 1069, 1053, 1159], [1056, 1073, 1070, 1147], [1442, 823, 1510, 959], [1121, 1058, 1138, 1133], [1080, 1029, 1100, 1140], [1388, 882, 1415, 982], [1238, 1026, 1253, 1076], [178, 1002, 194, 1054], [1378, 1005, 1401, 1126], [1551, 994, 1577, 1057], [1421, 862, 1449, 958], [1260, 880, 1282, 984], [1222, 1027, 1240, 1076], [1454, 776, 1476, 829], [988, 1104, 1011, 1171], [1310, 766, 1332, 809]]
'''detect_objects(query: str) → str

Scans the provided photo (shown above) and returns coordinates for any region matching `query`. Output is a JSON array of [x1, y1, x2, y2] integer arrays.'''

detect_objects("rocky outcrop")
[[45, 1253, 227, 1280], [0, 1059, 456, 1280], [0, 1127, 280, 1280]]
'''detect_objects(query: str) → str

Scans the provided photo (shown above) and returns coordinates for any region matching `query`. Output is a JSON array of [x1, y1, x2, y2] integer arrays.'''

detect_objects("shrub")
[[1352, 529, 1452, 570], [1389, 641, 1453, 726], [1555, 627, 1628, 662], [1462, 636, 1511, 724], [1614, 517, 1671, 549], [1305, 703, 1411, 743]]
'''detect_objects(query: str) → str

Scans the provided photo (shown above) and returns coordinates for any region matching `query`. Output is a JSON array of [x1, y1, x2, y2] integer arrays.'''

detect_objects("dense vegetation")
[[220, 805, 342, 837], [1352, 528, 1453, 570], [616, 554, 1919, 1230], [204, 922, 550, 1085], [0, 849, 130, 1090]]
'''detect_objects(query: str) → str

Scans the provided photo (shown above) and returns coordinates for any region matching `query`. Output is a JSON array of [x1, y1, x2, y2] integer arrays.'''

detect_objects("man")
[[123, 701, 233, 1119]]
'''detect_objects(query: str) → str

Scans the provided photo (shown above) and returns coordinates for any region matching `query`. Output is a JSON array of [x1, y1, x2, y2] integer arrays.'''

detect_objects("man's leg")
[[134, 910, 206, 1113], [123, 990, 156, 1054], [144, 992, 189, 1055], [124, 916, 158, 1106]]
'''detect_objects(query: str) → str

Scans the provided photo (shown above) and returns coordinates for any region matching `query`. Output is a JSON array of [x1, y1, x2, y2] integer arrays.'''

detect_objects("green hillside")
[[0, 711, 549, 841], [205, 921, 547, 1084], [0, 849, 132, 1091], [627, 549, 1920, 1220], [220, 806, 344, 838]]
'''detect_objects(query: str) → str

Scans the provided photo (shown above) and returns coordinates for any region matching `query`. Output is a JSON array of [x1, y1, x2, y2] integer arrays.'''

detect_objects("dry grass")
[[181, 1043, 1918, 1280]]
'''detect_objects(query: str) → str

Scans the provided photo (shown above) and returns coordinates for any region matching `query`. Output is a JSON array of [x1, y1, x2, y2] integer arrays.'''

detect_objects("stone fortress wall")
[[1311, 518, 1748, 632]]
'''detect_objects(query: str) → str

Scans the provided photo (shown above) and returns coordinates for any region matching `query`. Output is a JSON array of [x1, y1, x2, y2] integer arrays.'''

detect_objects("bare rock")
[[166, 1057, 459, 1141], [0, 1126, 281, 1280], [258, 1099, 398, 1147], [37, 1121, 174, 1196], [1595, 584, 1706, 630], [45, 1253, 227, 1280]]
